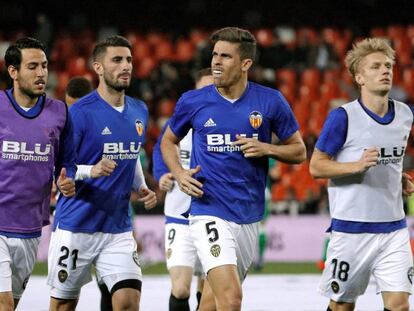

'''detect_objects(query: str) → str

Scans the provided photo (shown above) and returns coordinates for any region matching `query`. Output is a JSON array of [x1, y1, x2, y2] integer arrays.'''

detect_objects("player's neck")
[[217, 79, 247, 100], [12, 87, 38, 108], [97, 84, 125, 107], [360, 91, 389, 117]]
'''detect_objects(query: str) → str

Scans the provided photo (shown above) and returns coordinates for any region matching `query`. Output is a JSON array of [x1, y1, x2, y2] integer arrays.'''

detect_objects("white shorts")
[[47, 228, 142, 300], [0, 235, 40, 299], [319, 228, 413, 303], [165, 223, 199, 271], [189, 215, 259, 280]]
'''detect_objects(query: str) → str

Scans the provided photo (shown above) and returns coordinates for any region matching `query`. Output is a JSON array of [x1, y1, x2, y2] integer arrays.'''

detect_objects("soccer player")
[[47, 35, 156, 311], [0, 37, 76, 310], [161, 27, 306, 311], [153, 68, 213, 311], [310, 38, 414, 311], [65, 76, 93, 106]]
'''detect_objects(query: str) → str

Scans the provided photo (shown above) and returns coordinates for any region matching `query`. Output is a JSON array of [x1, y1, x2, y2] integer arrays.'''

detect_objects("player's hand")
[[138, 186, 157, 210], [356, 147, 379, 173], [57, 168, 76, 197], [91, 158, 117, 178], [159, 173, 175, 192], [175, 165, 204, 198], [233, 135, 267, 158], [402, 172, 414, 197]]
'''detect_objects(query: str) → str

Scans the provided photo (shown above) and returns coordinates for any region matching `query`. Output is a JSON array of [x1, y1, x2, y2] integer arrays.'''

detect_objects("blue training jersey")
[[169, 82, 298, 224], [54, 90, 148, 233]]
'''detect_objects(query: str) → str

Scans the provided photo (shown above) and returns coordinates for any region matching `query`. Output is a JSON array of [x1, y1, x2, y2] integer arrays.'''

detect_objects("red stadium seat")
[[276, 68, 297, 89], [134, 57, 157, 78], [157, 98, 175, 117], [370, 27, 386, 38], [320, 81, 340, 102], [175, 39, 195, 62], [255, 28, 274, 47], [133, 40, 151, 60], [387, 25, 406, 39], [301, 68, 321, 90], [154, 40, 174, 61], [189, 29, 208, 46], [278, 84, 296, 104], [67, 57, 88, 76]]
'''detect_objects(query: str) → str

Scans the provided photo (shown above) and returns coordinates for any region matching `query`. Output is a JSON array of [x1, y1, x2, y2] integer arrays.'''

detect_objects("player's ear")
[[241, 58, 253, 72], [93, 61, 103, 76], [7, 65, 18, 81], [355, 72, 364, 87]]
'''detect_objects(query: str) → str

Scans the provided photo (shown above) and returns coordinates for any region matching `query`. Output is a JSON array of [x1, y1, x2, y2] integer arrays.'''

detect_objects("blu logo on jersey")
[[2, 141, 51, 155], [103, 142, 141, 154], [206, 133, 259, 152], [377, 146, 405, 165]]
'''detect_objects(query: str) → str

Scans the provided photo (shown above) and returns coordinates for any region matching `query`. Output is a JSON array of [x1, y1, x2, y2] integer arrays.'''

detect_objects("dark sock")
[[326, 307, 332, 311], [169, 294, 190, 311], [98, 282, 113, 311], [196, 291, 202, 310]]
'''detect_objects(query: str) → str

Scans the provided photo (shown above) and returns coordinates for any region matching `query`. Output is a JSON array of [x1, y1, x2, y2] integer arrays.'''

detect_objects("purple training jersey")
[[0, 90, 76, 237]]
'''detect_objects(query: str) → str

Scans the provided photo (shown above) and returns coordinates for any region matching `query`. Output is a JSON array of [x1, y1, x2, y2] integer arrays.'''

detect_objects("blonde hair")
[[345, 38, 395, 79]]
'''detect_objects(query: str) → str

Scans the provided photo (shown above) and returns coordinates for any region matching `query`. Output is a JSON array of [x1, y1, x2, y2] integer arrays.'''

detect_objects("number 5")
[[205, 221, 219, 243]]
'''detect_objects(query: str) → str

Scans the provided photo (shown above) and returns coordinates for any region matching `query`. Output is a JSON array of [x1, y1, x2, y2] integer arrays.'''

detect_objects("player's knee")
[[384, 295, 410, 311], [385, 302, 409, 311], [171, 285, 190, 299], [111, 280, 141, 311], [221, 290, 242, 310], [226, 296, 242, 311]]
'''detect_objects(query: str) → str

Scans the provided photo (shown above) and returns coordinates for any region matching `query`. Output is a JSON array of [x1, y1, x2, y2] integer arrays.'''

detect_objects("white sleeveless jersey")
[[164, 129, 192, 221], [328, 99, 412, 222]]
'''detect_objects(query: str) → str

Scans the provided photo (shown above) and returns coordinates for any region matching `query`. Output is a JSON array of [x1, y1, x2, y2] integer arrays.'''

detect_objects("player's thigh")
[[319, 231, 376, 303], [9, 237, 40, 299], [235, 222, 259, 281], [373, 228, 413, 295], [207, 264, 241, 304], [47, 229, 97, 299], [96, 231, 142, 294], [190, 216, 237, 275], [165, 223, 197, 270]]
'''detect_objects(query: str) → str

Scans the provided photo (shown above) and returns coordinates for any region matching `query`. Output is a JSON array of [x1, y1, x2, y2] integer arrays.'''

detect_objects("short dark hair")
[[195, 67, 212, 83], [210, 27, 256, 61], [92, 35, 132, 61], [5, 37, 46, 70], [66, 77, 93, 99]]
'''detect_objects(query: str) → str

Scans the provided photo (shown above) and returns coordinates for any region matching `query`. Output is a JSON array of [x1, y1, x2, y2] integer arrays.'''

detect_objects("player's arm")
[[133, 156, 157, 210], [161, 126, 203, 197], [310, 147, 378, 179], [74, 159, 117, 180], [56, 106, 76, 197], [152, 123, 175, 191], [309, 107, 378, 179], [234, 131, 306, 164]]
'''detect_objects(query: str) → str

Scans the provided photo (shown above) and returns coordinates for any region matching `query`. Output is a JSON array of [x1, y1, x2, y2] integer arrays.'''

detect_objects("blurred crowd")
[[2, 20, 414, 215]]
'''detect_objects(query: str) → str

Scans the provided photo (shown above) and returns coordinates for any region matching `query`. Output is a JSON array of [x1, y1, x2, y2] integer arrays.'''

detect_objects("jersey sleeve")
[[407, 103, 414, 123], [315, 107, 348, 157], [141, 102, 149, 145], [55, 105, 77, 180], [68, 104, 87, 156], [270, 92, 299, 141], [168, 96, 192, 138], [152, 122, 170, 182]]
